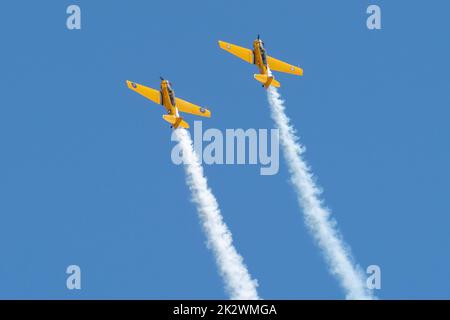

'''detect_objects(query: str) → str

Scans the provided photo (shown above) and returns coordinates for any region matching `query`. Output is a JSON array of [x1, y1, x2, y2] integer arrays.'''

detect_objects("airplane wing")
[[126, 80, 161, 104], [218, 41, 254, 64], [267, 56, 303, 76], [175, 97, 211, 118]]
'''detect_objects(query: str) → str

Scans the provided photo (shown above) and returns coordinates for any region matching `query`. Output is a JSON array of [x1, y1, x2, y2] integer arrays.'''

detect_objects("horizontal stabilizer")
[[254, 74, 281, 88], [162, 115, 189, 129]]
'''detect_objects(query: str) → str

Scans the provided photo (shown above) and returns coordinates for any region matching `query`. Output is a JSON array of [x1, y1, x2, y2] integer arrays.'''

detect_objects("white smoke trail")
[[266, 87, 373, 300], [174, 128, 259, 300]]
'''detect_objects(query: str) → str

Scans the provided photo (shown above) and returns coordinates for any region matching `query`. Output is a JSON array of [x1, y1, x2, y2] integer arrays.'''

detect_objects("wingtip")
[[203, 109, 212, 118], [126, 80, 140, 90]]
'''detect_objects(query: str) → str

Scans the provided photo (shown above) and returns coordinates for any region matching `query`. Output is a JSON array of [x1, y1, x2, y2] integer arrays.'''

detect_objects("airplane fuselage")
[[160, 80, 179, 118], [253, 39, 269, 76], [252, 39, 276, 88]]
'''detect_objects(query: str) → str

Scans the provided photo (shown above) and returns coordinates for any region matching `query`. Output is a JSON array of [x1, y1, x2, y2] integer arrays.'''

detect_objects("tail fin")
[[162, 115, 189, 129], [254, 74, 281, 88]]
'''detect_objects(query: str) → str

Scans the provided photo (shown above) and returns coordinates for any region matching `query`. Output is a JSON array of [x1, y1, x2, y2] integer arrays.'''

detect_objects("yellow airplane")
[[218, 35, 303, 88], [126, 77, 211, 129]]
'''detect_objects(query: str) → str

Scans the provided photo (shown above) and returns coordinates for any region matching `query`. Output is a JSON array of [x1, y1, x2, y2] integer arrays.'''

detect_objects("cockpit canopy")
[[167, 82, 176, 106], [259, 41, 267, 65]]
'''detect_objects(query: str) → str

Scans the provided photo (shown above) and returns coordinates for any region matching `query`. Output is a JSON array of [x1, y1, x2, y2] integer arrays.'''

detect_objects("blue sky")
[[0, 1, 449, 299]]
